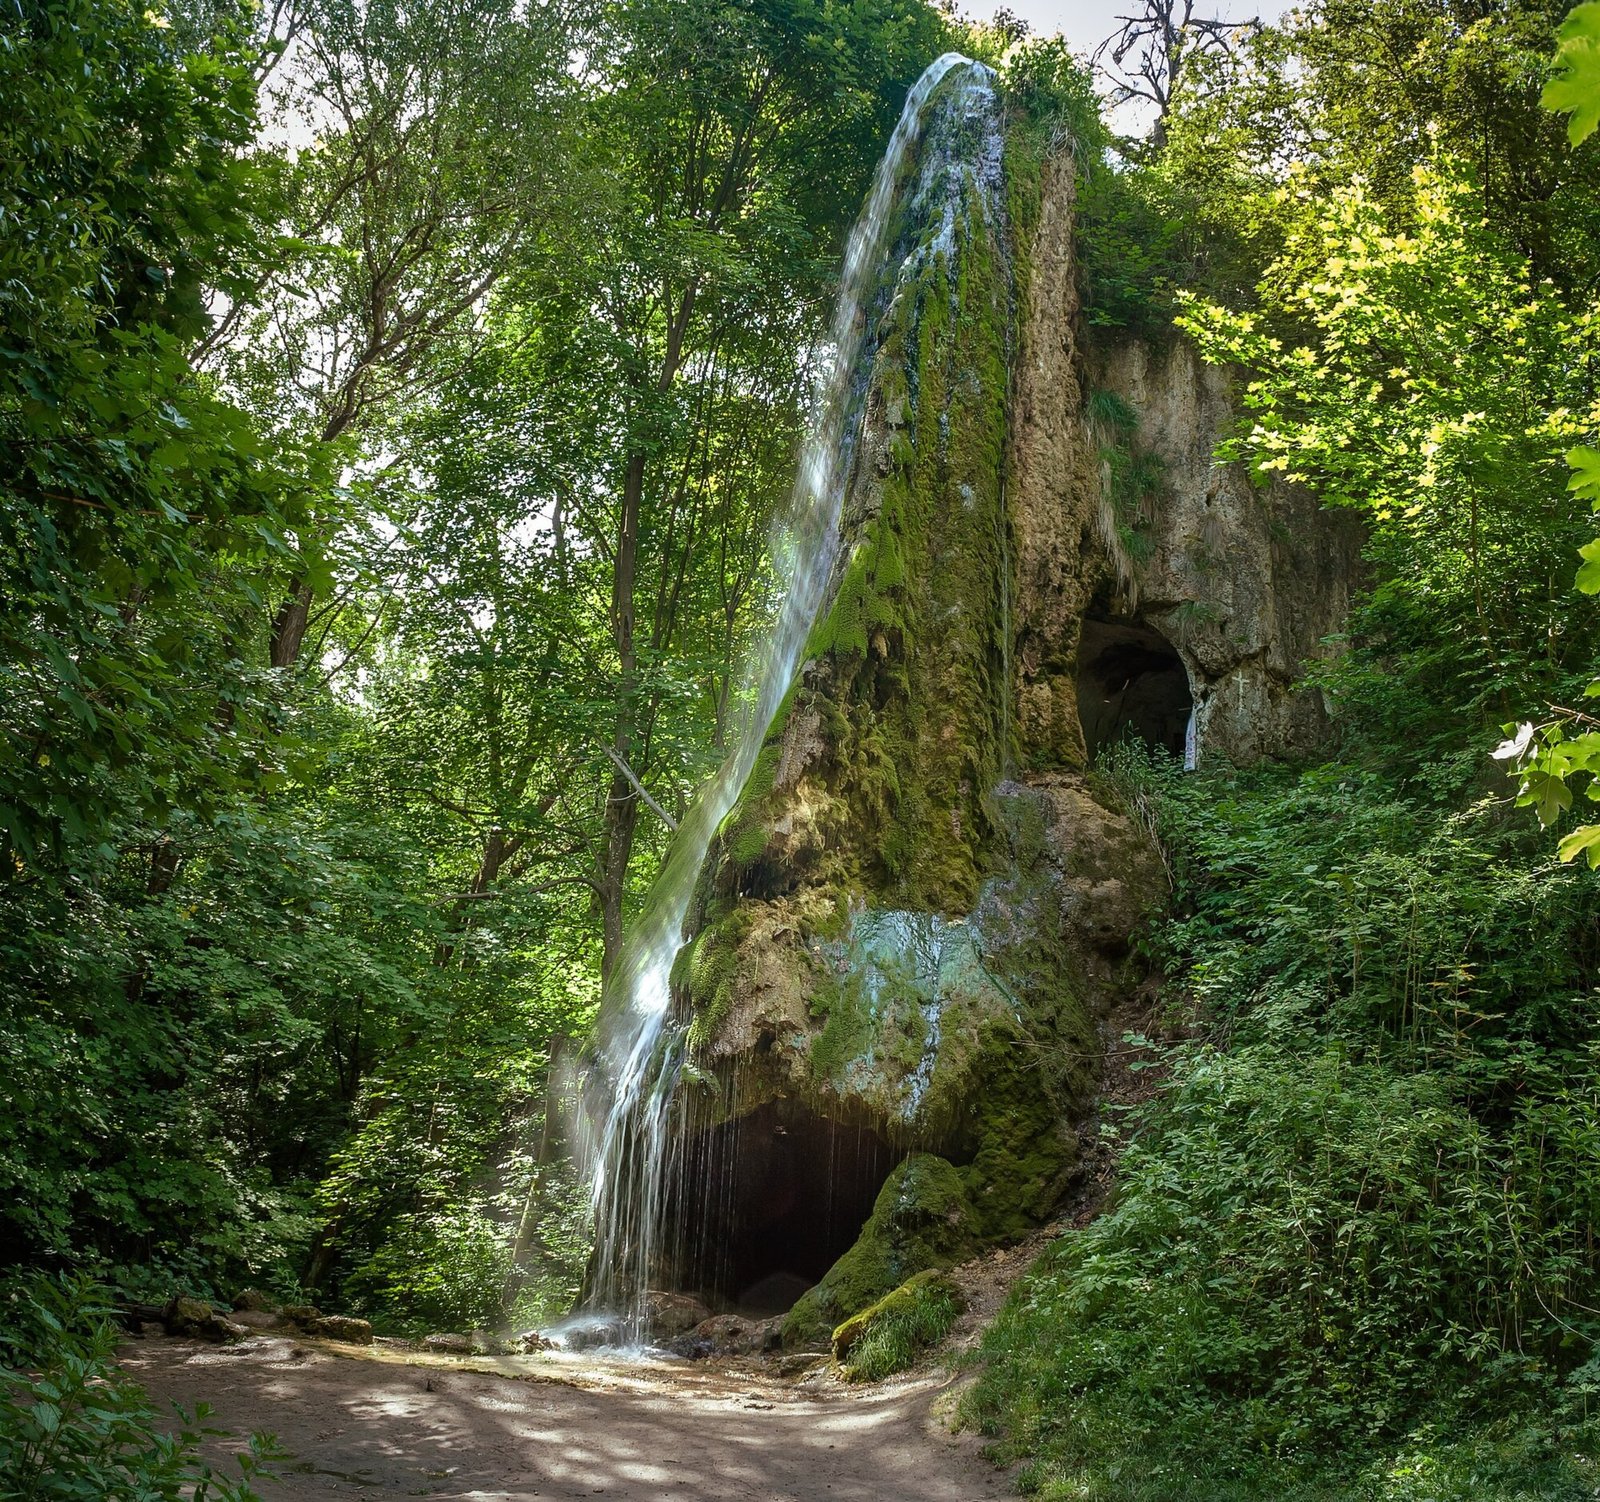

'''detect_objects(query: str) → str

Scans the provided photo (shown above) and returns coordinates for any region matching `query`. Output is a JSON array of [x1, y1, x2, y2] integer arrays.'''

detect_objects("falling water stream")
[[571, 52, 990, 1348]]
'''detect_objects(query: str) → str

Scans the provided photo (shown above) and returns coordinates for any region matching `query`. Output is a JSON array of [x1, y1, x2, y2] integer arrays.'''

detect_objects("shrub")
[[836, 1270, 963, 1382], [963, 752, 1600, 1499], [0, 1275, 274, 1501]]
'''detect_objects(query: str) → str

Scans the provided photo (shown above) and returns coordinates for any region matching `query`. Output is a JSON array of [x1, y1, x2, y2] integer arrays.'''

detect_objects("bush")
[[963, 753, 1600, 1499], [0, 1275, 274, 1501]]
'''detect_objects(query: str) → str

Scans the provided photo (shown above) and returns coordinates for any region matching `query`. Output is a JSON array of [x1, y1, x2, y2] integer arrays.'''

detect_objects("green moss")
[[720, 79, 1014, 921], [782, 1154, 978, 1347], [807, 970, 875, 1083], [679, 905, 756, 1049], [807, 986, 924, 1090], [960, 1020, 1082, 1241], [832, 1268, 963, 1379], [727, 822, 768, 866]]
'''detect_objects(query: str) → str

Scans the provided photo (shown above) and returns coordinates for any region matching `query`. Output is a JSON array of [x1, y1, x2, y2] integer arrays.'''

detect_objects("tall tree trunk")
[[597, 447, 646, 982], [595, 286, 698, 979]]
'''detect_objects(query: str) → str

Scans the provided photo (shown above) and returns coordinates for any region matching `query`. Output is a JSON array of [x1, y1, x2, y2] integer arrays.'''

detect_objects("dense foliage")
[[0, 0, 951, 1333], [966, 2, 1600, 1497], [969, 753, 1600, 1498], [7, 0, 1600, 1497]]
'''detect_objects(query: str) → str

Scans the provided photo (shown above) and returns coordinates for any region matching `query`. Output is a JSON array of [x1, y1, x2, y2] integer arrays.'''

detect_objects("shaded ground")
[[124, 1335, 1008, 1502]]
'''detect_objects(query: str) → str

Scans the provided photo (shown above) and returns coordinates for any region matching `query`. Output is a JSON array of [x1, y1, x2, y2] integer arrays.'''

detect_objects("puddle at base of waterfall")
[[534, 1312, 676, 1361]]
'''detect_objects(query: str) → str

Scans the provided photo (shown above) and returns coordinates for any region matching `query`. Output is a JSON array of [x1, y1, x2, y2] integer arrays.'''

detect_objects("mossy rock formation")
[[654, 63, 1358, 1337], [784, 1156, 976, 1347]]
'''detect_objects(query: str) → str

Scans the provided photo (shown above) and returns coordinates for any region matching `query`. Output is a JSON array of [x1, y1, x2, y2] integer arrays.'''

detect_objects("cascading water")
[[573, 51, 990, 1348]]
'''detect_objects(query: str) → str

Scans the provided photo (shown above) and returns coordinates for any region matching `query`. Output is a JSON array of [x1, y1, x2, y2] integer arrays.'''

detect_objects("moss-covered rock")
[[685, 62, 1013, 932], [657, 65, 1168, 1333], [832, 1267, 964, 1378], [783, 1154, 979, 1347]]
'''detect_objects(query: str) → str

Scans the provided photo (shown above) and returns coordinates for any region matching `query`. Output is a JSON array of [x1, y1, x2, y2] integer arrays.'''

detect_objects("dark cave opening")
[[1076, 616, 1193, 762], [661, 1097, 905, 1316]]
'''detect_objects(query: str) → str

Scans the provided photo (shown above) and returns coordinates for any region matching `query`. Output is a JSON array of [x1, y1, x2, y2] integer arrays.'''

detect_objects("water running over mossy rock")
[[580, 50, 1361, 1349]]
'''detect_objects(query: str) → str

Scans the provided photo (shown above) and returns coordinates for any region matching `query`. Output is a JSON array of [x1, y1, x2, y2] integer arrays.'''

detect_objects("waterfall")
[[572, 51, 986, 1348]]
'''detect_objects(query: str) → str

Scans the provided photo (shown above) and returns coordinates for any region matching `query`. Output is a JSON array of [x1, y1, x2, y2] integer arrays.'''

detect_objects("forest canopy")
[[4, 0, 1600, 1499]]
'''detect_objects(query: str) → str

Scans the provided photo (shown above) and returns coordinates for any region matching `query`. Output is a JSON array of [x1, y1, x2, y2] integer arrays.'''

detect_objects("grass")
[[837, 1270, 963, 1382]]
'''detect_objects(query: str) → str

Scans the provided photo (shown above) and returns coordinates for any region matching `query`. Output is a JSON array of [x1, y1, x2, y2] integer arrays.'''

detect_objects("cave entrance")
[[662, 1099, 904, 1316], [1077, 616, 1194, 762]]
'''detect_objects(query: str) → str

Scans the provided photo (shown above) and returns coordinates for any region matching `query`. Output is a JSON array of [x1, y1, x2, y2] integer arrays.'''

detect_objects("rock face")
[[1092, 337, 1363, 764], [650, 73, 1361, 1344]]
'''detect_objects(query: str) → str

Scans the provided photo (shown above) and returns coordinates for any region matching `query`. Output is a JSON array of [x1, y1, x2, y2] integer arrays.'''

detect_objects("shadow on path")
[[123, 1336, 1007, 1501]]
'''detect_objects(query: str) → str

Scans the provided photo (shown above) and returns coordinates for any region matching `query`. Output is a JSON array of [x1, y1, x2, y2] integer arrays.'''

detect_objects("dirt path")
[[123, 1335, 1009, 1502]]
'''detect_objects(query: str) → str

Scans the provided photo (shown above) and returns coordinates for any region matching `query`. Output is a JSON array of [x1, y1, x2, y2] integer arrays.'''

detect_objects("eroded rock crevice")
[[1075, 615, 1193, 762], [660, 1098, 906, 1317]]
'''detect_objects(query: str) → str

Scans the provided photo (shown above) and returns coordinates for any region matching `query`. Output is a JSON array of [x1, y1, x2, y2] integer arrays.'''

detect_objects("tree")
[[1494, 0, 1600, 866], [569, 0, 948, 974], [0, 0, 307, 870], [1177, 161, 1598, 759], [1092, 0, 1258, 148], [1162, 0, 1600, 290], [200, 0, 595, 670]]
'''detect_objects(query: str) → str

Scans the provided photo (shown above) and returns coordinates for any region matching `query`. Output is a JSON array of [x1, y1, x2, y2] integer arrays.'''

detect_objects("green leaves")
[[1578, 536, 1600, 594], [968, 753, 1600, 1495], [0, 0, 320, 868], [1557, 822, 1600, 868], [1515, 28, 1600, 871], [0, 1275, 273, 1501], [1543, 1, 1600, 145], [1563, 443, 1600, 505], [1493, 718, 1600, 839]]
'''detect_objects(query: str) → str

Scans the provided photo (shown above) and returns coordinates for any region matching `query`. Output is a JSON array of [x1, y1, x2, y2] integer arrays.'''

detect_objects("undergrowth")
[[964, 747, 1600, 1501], [840, 1271, 963, 1382], [0, 1275, 276, 1500]]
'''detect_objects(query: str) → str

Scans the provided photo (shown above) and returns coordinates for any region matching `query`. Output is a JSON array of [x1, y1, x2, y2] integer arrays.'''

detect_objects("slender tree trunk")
[[595, 286, 699, 978], [433, 827, 516, 968], [598, 448, 646, 981], [270, 581, 316, 669]]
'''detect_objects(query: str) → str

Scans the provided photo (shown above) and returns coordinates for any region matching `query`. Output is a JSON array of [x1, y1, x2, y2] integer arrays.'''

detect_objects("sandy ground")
[[123, 1335, 1011, 1502]]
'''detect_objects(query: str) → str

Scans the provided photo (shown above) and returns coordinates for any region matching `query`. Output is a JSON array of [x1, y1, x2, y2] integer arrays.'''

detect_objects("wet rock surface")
[[667, 1312, 784, 1360], [644, 1290, 714, 1340]]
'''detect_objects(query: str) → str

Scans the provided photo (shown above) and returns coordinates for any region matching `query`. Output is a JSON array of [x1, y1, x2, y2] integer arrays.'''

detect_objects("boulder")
[[421, 1332, 476, 1355], [230, 1309, 283, 1331], [672, 1314, 749, 1358], [644, 1290, 713, 1340], [551, 1316, 628, 1352], [830, 1269, 963, 1361], [163, 1296, 245, 1343], [783, 1156, 978, 1348], [309, 1314, 372, 1344], [277, 1303, 323, 1333], [231, 1288, 276, 1313]]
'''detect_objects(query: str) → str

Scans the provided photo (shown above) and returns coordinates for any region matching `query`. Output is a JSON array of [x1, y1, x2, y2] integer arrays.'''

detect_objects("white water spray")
[[574, 52, 985, 1346]]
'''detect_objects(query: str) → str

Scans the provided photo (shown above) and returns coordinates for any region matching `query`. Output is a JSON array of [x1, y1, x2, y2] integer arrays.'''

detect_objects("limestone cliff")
[[1091, 337, 1363, 764], [653, 72, 1363, 1346]]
